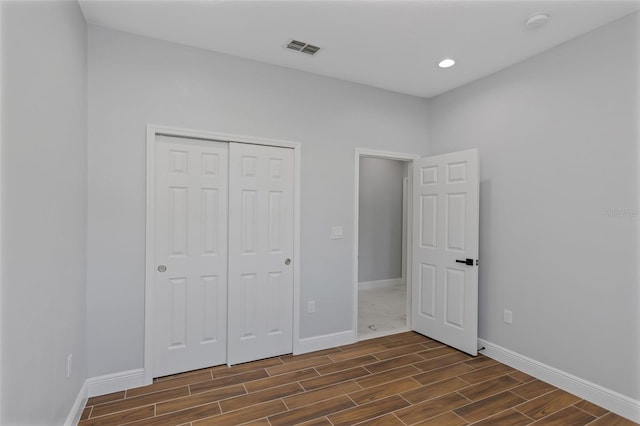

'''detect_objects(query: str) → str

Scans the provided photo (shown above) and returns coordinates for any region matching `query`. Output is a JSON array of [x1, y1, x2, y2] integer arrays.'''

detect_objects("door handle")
[[456, 259, 474, 266], [157, 265, 167, 272], [284, 258, 291, 266]]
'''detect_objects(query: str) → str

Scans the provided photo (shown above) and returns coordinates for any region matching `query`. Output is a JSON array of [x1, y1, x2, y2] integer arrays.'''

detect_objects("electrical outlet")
[[307, 301, 316, 314], [503, 310, 513, 325], [331, 226, 343, 239], [67, 354, 73, 379]]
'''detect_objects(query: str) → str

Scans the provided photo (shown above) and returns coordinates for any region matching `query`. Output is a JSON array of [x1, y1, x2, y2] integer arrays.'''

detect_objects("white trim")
[[401, 177, 408, 289], [479, 339, 640, 423], [358, 148, 421, 161], [148, 125, 300, 150], [64, 381, 88, 426], [405, 167, 414, 331], [145, 124, 302, 383], [291, 142, 303, 356], [86, 369, 146, 397], [358, 278, 404, 290], [405, 165, 414, 330], [144, 126, 156, 386], [359, 327, 411, 341], [296, 331, 355, 355], [0, 2, 4, 420], [353, 148, 419, 341]]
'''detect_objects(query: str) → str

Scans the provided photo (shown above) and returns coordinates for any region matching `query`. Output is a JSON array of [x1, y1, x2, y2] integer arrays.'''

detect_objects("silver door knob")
[[284, 258, 291, 266], [157, 265, 167, 272]]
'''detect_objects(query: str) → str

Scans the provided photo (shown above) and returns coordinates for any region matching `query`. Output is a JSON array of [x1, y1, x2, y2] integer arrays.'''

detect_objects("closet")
[[152, 135, 294, 377]]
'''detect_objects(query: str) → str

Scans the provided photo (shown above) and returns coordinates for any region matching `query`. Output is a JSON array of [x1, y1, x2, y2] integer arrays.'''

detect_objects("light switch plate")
[[503, 309, 513, 325], [331, 226, 343, 239]]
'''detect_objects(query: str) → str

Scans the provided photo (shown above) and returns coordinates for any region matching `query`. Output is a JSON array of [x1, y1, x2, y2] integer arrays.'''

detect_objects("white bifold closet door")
[[153, 135, 294, 377], [228, 143, 294, 365], [154, 136, 229, 377]]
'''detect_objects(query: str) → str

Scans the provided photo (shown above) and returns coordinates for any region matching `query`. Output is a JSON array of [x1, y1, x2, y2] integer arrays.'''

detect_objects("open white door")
[[411, 149, 479, 355], [228, 143, 294, 365], [153, 136, 228, 377]]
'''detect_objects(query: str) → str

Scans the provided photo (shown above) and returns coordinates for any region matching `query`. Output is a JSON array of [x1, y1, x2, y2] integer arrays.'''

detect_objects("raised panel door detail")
[[241, 274, 257, 339], [421, 166, 438, 185], [269, 159, 282, 179], [201, 189, 219, 255], [242, 156, 257, 177], [201, 275, 218, 343], [447, 161, 467, 183], [169, 277, 187, 349], [169, 150, 188, 175], [169, 187, 188, 257], [201, 153, 219, 177], [267, 272, 284, 335], [420, 195, 437, 248], [419, 264, 436, 319], [444, 268, 465, 329], [446, 193, 466, 253], [269, 191, 282, 253], [241, 190, 257, 254]]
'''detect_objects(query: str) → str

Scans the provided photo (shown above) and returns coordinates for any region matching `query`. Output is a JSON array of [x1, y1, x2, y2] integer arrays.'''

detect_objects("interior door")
[[411, 149, 479, 355], [228, 143, 295, 365], [153, 135, 228, 377]]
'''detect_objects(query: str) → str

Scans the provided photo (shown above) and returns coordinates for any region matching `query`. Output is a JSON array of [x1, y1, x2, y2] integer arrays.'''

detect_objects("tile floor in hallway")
[[79, 332, 638, 425], [357, 283, 407, 339]]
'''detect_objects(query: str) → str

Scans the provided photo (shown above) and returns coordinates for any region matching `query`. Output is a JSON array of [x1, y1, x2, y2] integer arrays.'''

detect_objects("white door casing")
[[228, 143, 295, 365], [153, 135, 229, 377], [411, 149, 479, 356]]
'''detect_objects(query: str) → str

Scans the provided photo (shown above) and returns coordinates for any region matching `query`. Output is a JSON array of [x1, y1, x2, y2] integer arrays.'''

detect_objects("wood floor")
[[80, 332, 637, 426]]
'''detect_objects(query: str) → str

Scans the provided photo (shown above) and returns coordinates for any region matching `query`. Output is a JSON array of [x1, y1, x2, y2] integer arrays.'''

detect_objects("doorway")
[[353, 149, 418, 341], [353, 147, 480, 355], [144, 126, 301, 384]]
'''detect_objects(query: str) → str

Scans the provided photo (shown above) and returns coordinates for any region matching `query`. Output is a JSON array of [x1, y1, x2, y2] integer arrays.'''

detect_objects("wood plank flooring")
[[80, 332, 637, 426]]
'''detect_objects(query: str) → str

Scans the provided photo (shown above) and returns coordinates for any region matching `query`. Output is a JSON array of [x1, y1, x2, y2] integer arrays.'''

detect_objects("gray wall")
[[358, 158, 405, 283], [1, 1, 88, 424], [86, 25, 429, 377], [428, 13, 639, 400]]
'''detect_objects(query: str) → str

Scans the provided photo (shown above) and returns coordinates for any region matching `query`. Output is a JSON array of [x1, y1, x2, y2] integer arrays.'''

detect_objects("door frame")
[[353, 148, 420, 340], [144, 124, 301, 385]]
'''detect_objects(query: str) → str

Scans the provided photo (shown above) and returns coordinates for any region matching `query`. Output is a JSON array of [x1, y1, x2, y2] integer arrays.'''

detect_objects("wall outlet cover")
[[331, 226, 344, 239]]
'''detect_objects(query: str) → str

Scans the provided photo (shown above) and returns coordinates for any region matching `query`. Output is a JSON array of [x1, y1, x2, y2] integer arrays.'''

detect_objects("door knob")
[[157, 265, 167, 272], [284, 258, 291, 266], [456, 259, 474, 266]]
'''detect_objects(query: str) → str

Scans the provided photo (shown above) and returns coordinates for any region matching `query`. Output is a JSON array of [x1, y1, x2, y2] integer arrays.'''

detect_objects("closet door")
[[228, 143, 295, 365], [153, 135, 228, 377]]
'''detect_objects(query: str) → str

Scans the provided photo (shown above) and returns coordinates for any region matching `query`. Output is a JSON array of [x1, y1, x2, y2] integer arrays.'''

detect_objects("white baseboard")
[[478, 339, 640, 423], [359, 327, 411, 341], [64, 381, 88, 426], [295, 330, 355, 355], [358, 278, 404, 290], [86, 368, 145, 397]]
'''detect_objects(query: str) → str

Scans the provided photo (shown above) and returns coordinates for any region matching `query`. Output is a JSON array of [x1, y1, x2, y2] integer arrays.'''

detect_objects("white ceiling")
[[78, 0, 640, 98]]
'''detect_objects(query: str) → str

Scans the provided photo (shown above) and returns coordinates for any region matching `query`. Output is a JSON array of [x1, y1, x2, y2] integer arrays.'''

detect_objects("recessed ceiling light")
[[438, 58, 456, 69], [525, 13, 550, 30]]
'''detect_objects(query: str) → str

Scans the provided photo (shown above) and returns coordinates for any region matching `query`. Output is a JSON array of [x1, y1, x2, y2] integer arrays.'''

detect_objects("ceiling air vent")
[[286, 39, 321, 56]]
